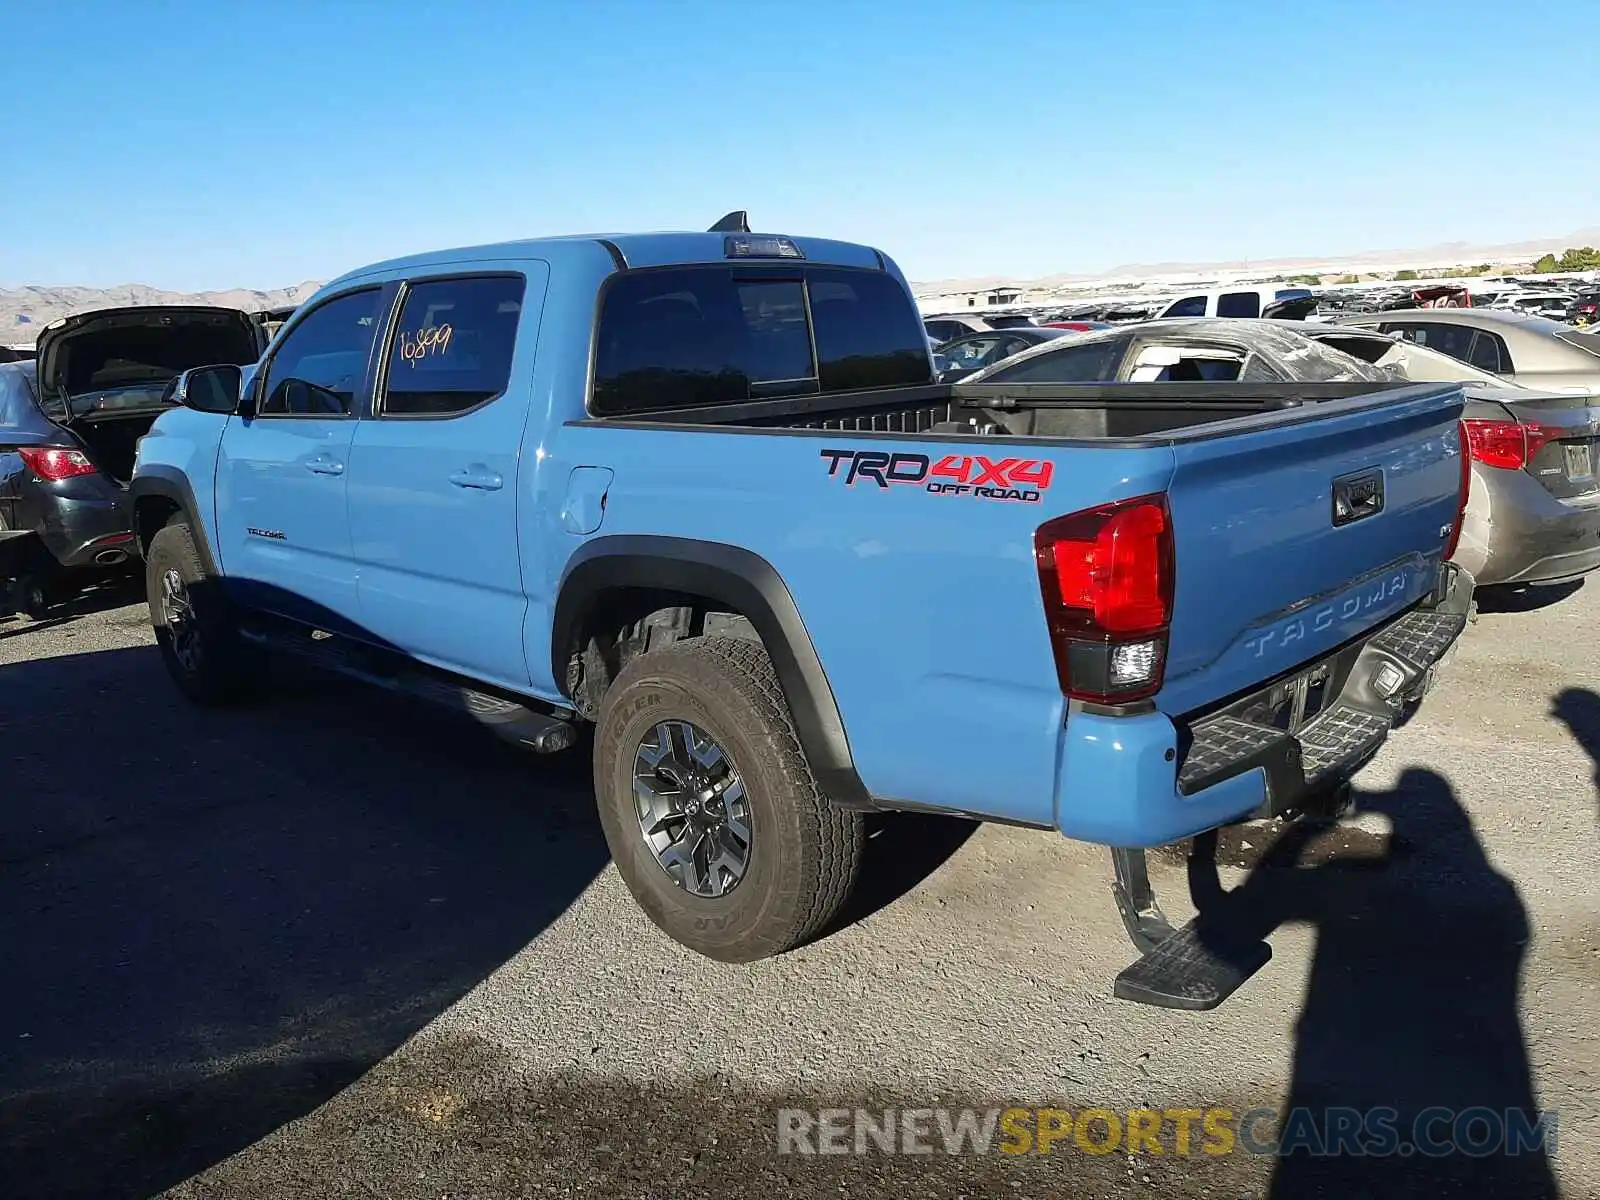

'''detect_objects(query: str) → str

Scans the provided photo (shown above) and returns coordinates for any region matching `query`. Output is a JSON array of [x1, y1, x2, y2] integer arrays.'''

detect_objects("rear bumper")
[[1053, 561, 1473, 847], [1455, 466, 1600, 587], [32, 493, 135, 570]]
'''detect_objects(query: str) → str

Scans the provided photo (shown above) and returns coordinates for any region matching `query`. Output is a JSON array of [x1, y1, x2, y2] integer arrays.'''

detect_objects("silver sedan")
[[965, 318, 1600, 590], [1334, 308, 1600, 394]]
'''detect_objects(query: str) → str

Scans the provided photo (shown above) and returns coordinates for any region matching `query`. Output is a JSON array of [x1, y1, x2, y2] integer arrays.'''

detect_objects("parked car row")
[[956, 316, 1600, 591]]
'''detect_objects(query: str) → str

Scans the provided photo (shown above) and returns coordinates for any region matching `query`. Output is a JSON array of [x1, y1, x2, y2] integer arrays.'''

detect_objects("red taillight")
[[1035, 494, 1174, 704], [1444, 420, 1471, 561], [18, 447, 98, 481], [1460, 418, 1561, 471]]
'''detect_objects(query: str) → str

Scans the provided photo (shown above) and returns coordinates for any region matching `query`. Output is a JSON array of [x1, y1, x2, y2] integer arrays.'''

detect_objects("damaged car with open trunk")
[[0, 305, 264, 617]]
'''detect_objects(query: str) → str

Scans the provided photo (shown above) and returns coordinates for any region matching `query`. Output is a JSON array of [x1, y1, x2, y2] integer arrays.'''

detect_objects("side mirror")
[[171, 364, 243, 415]]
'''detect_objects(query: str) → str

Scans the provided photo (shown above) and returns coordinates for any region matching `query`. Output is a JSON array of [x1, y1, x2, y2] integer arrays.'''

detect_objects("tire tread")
[[595, 634, 863, 960]]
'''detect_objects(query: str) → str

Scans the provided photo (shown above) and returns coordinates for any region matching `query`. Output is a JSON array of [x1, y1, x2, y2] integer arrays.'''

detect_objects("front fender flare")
[[129, 467, 219, 575]]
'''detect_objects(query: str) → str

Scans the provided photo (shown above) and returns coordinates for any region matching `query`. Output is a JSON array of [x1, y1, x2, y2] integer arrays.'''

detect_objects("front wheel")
[[593, 636, 863, 962], [145, 517, 263, 705]]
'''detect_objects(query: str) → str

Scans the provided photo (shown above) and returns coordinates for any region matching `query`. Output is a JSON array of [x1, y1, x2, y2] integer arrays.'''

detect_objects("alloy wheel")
[[633, 719, 752, 898], [160, 567, 201, 674]]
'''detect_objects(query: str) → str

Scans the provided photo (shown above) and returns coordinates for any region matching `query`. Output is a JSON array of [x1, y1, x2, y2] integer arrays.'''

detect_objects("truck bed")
[[585, 379, 1422, 441]]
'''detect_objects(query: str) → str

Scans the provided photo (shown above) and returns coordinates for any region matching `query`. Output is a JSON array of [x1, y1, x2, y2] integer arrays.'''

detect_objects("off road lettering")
[[820, 449, 1052, 502]]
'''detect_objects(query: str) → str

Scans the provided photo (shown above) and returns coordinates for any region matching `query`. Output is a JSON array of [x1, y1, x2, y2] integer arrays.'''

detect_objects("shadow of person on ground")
[[1551, 687, 1600, 812], [1196, 767, 1558, 1197], [0, 644, 610, 1200]]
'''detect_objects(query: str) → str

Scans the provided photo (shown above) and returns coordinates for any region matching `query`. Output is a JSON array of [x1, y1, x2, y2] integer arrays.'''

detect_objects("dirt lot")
[[1, 577, 1597, 1199]]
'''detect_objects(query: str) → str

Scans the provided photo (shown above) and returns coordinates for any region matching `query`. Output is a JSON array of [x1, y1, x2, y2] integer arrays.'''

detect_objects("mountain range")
[[909, 225, 1600, 294], [4, 222, 1597, 344], [1, 281, 323, 347]]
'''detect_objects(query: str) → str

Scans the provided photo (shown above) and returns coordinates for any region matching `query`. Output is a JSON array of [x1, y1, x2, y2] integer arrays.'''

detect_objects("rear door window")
[[1383, 321, 1478, 364], [1216, 291, 1262, 318], [1467, 331, 1510, 374], [380, 275, 526, 417], [592, 266, 931, 415]]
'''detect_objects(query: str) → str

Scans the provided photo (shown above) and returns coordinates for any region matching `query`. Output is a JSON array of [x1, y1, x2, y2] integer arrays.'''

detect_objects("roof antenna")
[[708, 210, 750, 233]]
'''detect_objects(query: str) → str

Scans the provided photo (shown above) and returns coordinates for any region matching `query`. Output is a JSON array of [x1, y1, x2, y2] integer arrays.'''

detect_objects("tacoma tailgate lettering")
[[1242, 568, 1412, 659]]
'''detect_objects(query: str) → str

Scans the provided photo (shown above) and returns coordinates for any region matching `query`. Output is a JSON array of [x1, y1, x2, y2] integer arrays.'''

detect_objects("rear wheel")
[[18, 575, 51, 620], [145, 516, 263, 704], [594, 636, 863, 962]]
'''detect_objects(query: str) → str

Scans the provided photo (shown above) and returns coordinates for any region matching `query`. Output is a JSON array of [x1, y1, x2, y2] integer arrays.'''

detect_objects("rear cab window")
[[1555, 327, 1600, 361], [1162, 296, 1207, 318], [1216, 291, 1262, 318], [591, 266, 931, 416]]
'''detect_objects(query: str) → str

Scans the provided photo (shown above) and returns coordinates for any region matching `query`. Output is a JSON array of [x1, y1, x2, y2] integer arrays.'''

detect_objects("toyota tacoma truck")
[[129, 213, 1474, 1009]]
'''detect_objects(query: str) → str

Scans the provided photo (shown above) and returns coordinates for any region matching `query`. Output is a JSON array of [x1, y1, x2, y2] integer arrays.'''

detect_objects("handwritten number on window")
[[399, 324, 453, 366]]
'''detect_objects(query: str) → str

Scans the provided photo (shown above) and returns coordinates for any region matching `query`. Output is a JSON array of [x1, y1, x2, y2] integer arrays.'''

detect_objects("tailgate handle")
[[1331, 468, 1385, 527]]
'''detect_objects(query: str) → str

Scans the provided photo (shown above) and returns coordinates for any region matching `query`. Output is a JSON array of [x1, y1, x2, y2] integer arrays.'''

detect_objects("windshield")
[[66, 381, 175, 419], [0, 362, 38, 426], [1555, 327, 1600, 361]]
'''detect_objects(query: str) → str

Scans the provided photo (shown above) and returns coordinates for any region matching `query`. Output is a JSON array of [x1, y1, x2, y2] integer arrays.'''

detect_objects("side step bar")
[[240, 624, 579, 754]]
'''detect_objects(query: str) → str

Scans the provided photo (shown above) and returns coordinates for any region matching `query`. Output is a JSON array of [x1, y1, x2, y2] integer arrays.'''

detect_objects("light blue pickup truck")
[[130, 214, 1474, 1008]]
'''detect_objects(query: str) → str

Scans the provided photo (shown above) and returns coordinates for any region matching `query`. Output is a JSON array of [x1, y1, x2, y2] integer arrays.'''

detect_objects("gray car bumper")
[[1453, 464, 1600, 587]]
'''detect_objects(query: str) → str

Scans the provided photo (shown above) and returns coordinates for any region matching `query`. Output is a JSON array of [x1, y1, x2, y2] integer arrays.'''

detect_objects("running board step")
[[1113, 920, 1272, 1011], [240, 625, 578, 753]]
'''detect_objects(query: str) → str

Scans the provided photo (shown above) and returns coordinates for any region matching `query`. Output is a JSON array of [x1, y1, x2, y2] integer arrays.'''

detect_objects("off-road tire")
[[146, 515, 264, 705], [594, 636, 864, 962]]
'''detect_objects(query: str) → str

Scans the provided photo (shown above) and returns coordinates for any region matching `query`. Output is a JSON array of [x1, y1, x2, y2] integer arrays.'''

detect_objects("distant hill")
[[0, 281, 324, 347], [910, 225, 1600, 294]]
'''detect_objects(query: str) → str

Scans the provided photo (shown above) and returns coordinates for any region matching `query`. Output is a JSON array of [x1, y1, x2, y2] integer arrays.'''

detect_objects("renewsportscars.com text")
[[775, 1106, 1558, 1158]]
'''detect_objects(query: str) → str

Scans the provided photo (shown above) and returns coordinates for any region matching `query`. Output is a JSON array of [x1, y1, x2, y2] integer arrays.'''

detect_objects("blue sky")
[[2, 0, 1594, 291]]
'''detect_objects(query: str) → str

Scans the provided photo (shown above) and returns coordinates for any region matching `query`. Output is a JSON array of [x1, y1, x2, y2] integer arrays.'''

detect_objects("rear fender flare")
[[552, 535, 872, 809]]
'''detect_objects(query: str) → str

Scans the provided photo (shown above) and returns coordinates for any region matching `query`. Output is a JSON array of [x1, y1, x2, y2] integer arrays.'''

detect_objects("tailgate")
[[1157, 382, 1464, 716]]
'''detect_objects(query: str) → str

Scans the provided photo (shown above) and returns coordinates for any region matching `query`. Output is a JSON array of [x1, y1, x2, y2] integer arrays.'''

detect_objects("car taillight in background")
[[18, 447, 99, 481], [1035, 494, 1174, 704], [1443, 420, 1471, 561], [1460, 418, 1560, 471]]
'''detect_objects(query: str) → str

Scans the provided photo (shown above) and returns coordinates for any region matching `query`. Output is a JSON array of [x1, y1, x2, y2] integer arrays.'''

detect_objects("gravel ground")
[[1, 576, 1597, 1199]]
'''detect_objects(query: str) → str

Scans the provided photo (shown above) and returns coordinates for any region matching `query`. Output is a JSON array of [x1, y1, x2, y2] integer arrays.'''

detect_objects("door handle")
[[305, 455, 344, 476], [448, 465, 504, 491]]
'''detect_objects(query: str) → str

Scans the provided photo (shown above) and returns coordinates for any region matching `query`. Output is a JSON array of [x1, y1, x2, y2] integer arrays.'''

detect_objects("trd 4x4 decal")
[[820, 449, 1053, 503]]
